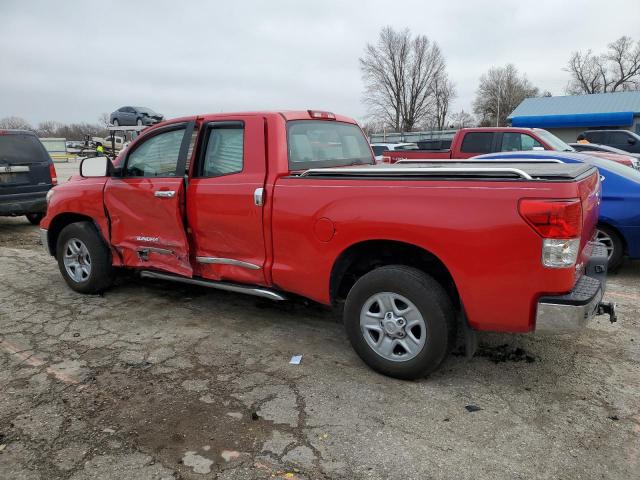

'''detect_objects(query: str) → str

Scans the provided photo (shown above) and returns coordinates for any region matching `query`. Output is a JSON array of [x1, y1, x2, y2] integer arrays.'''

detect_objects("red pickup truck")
[[41, 111, 615, 379], [386, 127, 573, 162]]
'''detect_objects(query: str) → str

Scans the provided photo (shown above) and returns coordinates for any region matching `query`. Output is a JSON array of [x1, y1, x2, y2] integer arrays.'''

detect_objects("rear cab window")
[[287, 120, 373, 170], [460, 132, 494, 154]]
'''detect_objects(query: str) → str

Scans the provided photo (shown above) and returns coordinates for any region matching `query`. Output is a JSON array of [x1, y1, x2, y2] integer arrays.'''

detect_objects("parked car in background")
[[570, 142, 640, 164], [477, 150, 640, 269], [100, 136, 126, 152], [370, 142, 418, 160], [579, 130, 640, 154], [40, 137, 73, 162], [385, 127, 573, 162], [1, 129, 58, 224], [110, 106, 164, 127]]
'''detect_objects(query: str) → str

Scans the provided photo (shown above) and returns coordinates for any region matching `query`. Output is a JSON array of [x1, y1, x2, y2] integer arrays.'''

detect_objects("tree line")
[[0, 116, 109, 140], [361, 27, 640, 133]]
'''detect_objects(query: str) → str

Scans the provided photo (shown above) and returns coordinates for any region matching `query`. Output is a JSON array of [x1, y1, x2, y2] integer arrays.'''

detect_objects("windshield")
[[287, 120, 373, 170], [0, 134, 51, 164], [136, 107, 159, 116], [534, 129, 574, 152]]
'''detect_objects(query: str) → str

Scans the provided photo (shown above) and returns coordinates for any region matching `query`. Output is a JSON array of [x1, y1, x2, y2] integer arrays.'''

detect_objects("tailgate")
[[577, 169, 601, 264]]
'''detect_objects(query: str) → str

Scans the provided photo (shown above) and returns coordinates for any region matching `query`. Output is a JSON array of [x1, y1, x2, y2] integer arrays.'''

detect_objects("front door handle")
[[154, 190, 176, 198]]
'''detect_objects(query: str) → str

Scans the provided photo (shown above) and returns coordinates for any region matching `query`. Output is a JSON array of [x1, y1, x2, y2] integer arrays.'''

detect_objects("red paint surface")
[[43, 112, 602, 333]]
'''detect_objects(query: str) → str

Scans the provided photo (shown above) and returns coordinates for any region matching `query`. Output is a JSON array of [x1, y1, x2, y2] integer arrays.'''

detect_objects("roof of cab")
[[156, 110, 358, 126]]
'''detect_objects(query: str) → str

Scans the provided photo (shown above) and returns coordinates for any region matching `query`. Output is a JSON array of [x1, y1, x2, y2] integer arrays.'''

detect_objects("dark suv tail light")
[[49, 163, 58, 185]]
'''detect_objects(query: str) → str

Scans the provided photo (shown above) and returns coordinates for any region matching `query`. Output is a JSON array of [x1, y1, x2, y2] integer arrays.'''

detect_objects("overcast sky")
[[1, 0, 639, 126]]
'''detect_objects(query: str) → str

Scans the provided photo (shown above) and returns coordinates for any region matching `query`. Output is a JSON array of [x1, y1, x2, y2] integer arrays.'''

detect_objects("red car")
[[40, 111, 614, 379]]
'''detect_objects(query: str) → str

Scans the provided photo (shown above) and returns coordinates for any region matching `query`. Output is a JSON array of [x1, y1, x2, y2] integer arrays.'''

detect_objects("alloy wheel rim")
[[360, 292, 426, 362], [63, 238, 92, 283], [596, 229, 614, 260]]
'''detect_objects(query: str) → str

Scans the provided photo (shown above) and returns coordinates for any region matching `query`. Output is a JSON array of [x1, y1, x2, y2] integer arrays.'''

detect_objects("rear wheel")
[[596, 225, 624, 270], [26, 213, 43, 225], [56, 222, 115, 293], [113, 119, 119, 127], [343, 265, 455, 379]]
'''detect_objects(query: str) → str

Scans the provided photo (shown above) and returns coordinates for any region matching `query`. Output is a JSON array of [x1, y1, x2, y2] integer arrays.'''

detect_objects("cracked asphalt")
[[0, 160, 639, 479]]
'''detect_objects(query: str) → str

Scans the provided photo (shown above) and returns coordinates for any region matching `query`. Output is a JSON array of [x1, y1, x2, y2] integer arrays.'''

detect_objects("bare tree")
[[565, 36, 640, 94], [360, 26, 448, 132], [99, 112, 110, 127], [36, 121, 62, 137], [0, 116, 33, 130], [473, 64, 539, 127], [430, 72, 456, 130], [449, 109, 476, 129]]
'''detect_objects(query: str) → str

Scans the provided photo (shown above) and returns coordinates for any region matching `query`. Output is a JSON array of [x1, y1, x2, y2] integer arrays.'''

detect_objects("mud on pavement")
[[1, 217, 639, 480]]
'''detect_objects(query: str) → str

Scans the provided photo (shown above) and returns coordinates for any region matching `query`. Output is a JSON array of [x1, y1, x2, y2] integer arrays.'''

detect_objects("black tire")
[[343, 265, 455, 380], [26, 213, 44, 225], [136, 118, 143, 127], [113, 119, 119, 127], [597, 224, 624, 270], [56, 222, 115, 294]]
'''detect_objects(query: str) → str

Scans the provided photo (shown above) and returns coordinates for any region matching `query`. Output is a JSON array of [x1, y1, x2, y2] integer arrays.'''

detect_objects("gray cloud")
[[1, 0, 639, 125]]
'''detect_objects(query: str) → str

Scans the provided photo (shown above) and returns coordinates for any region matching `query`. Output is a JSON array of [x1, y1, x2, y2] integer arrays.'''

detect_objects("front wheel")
[[136, 118, 143, 127], [343, 265, 455, 379], [596, 225, 624, 270], [56, 222, 115, 293]]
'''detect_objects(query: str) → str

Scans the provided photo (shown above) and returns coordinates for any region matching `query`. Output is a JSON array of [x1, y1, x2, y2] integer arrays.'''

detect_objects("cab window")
[[200, 123, 244, 177], [500, 133, 542, 151], [125, 127, 185, 177], [460, 132, 493, 153]]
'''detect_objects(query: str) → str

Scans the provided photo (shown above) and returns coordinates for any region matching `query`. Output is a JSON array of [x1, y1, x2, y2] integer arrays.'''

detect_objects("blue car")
[[477, 151, 640, 269]]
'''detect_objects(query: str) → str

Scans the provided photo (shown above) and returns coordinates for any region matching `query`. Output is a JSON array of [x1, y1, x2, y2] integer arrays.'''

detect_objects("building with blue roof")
[[508, 91, 640, 142]]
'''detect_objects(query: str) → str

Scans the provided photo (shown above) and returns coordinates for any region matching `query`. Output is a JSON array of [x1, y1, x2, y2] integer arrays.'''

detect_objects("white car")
[[370, 142, 418, 161]]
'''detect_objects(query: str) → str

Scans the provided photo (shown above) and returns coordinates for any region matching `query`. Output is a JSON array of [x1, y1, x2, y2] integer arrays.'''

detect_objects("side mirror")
[[80, 156, 111, 177]]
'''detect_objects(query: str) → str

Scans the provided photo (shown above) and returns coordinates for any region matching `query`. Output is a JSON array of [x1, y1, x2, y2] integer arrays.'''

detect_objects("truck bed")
[[298, 161, 595, 182]]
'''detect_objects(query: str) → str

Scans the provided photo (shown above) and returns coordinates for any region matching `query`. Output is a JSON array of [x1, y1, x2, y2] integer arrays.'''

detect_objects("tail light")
[[382, 155, 392, 164], [49, 163, 58, 185], [519, 199, 582, 268]]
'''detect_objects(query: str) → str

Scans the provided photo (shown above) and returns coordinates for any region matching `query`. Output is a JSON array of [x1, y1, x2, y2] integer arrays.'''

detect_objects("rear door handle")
[[154, 190, 175, 198]]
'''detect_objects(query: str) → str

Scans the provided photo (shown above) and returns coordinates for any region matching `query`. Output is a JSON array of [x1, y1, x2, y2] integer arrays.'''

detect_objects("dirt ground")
[[0, 163, 639, 479]]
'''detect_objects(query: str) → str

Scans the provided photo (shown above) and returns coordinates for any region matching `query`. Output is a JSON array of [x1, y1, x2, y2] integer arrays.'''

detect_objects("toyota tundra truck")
[[385, 127, 574, 162], [40, 110, 615, 379]]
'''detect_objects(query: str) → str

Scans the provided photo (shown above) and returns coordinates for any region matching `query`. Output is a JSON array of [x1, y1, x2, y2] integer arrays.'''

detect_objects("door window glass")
[[125, 128, 185, 177], [500, 133, 542, 151], [202, 125, 244, 176], [609, 131, 630, 144], [460, 132, 493, 153]]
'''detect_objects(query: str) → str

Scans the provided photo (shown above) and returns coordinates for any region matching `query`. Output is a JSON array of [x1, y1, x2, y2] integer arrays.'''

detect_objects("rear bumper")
[[535, 242, 615, 333], [0, 191, 47, 215]]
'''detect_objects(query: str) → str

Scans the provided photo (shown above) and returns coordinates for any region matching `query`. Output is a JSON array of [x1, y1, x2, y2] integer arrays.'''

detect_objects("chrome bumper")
[[535, 242, 615, 333], [40, 228, 52, 255], [535, 281, 604, 333]]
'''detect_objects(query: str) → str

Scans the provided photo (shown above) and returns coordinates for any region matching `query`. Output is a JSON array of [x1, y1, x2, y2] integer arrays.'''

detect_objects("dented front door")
[[104, 121, 194, 276]]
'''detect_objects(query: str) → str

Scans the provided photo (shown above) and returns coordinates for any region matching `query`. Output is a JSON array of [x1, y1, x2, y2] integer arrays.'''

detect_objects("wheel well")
[[47, 213, 97, 256], [598, 222, 627, 254], [330, 240, 460, 307]]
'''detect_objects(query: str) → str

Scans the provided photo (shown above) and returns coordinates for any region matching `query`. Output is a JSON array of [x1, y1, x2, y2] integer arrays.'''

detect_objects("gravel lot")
[[0, 160, 639, 479]]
